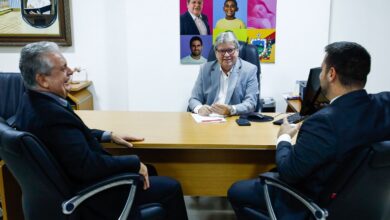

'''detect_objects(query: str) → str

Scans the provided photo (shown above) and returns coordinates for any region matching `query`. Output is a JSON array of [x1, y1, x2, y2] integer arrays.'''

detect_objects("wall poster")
[[180, 0, 277, 65], [0, 0, 72, 46]]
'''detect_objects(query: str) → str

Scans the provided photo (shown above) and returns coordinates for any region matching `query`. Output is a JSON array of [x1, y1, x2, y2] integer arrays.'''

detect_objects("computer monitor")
[[300, 67, 329, 116]]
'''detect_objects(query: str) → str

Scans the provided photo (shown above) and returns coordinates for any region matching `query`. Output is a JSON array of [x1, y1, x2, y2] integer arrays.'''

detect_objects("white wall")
[[1, 0, 388, 112], [124, 0, 330, 112], [63, 0, 130, 110], [0, 0, 130, 110], [329, 0, 390, 93]]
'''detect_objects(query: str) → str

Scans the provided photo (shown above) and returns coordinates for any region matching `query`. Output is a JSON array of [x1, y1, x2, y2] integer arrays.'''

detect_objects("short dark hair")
[[324, 41, 371, 88], [190, 36, 203, 47], [224, 0, 238, 7]]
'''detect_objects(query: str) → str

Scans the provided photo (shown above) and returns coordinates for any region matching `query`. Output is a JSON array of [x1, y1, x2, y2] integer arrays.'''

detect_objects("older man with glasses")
[[188, 31, 259, 116]]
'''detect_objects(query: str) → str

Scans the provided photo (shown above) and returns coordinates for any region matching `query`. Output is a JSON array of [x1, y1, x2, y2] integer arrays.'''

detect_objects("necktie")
[[195, 17, 207, 35]]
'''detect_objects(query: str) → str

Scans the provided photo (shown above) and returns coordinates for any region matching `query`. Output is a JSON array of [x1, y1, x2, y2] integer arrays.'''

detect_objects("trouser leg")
[[228, 178, 269, 220], [133, 176, 188, 220]]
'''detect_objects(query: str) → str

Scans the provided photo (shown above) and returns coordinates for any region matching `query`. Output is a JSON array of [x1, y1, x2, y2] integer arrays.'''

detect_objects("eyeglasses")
[[216, 48, 236, 55]]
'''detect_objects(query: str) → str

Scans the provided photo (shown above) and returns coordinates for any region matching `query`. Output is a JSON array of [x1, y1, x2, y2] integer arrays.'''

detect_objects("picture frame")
[[0, 0, 72, 46]]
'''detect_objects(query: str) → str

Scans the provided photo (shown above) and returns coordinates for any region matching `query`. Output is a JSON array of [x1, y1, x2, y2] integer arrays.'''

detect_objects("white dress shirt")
[[276, 96, 339, 148], [194, 67, 237, 115], [188, 11, 208, 35]]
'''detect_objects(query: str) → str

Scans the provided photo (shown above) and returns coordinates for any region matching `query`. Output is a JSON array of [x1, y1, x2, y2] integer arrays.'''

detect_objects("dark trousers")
[[228, 178, 269, 220], [228, 178, 308, 220], [132, 176, 188, 219], [82, 176, 188, 220]]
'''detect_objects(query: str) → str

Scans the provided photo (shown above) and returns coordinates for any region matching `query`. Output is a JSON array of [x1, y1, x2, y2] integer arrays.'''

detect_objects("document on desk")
[[191, 113, 226, 123]]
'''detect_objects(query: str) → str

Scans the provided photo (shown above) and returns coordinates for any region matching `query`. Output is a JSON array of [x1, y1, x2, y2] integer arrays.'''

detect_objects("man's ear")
[[35, 73, 49, 88], [327, 67, 337, 82]]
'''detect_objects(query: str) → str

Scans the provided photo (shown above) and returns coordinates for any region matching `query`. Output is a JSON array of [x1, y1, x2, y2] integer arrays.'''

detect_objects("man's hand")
[[139, 162, 150, 190], [198, 105, 212, 116], [111, 132, 144, 148], [211, 103, 231, 116], [277, 117, 301, 138]]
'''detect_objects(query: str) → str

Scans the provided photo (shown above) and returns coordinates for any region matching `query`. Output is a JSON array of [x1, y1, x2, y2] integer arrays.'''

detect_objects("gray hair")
[[19, 41, 60, 89], [214, 31, 239, 51]]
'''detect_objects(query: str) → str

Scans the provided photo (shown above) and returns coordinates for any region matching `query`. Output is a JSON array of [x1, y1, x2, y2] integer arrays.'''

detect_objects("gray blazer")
[[188, 58, 259, 115]]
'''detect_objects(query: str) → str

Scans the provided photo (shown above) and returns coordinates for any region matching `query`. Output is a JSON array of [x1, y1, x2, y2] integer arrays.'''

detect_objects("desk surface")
[[76, 111, 280, 150], [0, 113, 280, 219], [76, 111, 280, 196]]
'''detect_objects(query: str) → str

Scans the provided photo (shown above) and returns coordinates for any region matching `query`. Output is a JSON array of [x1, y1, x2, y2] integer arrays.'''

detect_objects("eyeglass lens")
[[217, 48, 235, 55]]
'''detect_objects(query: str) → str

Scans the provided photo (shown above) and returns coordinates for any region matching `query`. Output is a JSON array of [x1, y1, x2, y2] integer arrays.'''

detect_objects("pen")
[[202, 119, 223, 122]]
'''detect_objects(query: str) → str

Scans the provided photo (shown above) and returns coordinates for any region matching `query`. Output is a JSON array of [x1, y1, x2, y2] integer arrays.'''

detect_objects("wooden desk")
[[67, 81, 93, 110], [0, 161, 23, 220], [0, 111, 280, 220], [77, 111, 280, 196]]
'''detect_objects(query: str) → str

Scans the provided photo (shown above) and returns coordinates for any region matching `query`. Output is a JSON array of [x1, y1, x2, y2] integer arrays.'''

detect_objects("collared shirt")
[[37, 91, 112, 142], [41, 91, 68, 107], [194, 66, 237, 115], [215, 66, 231, 105], [330, 96, 340, 104], [276, 95, 339, 148], [188, 11, 208, 35]]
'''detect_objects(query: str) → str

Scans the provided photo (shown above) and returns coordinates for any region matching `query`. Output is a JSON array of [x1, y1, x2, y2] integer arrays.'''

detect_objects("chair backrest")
[[207, 41, 262, 111], [323, 141, 390, 220], [0, 118, 77, 220], [0, 118, 166, 220], [0, 72, 26, 121]]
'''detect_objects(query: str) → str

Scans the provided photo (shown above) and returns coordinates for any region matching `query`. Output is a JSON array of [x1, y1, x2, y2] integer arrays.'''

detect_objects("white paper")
[[191, 113, 226, 123]]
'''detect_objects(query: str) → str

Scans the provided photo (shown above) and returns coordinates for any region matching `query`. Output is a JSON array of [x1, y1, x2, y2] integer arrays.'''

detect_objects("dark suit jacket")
[[275, 90, 390, 219], [13, 90, 140, 189], [180, 11, 210, 35]]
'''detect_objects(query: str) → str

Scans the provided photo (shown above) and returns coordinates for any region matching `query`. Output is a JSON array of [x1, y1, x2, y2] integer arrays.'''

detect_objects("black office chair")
[[0, 71, 25, 208], [243, 141, 390, 220], [0, 118, 165, 220], [0, 72, 25, 124], [207, 41, 262, 112]]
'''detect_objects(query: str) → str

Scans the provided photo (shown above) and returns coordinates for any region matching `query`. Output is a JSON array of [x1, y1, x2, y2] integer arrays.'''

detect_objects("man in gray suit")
[[188, 31, 259, 116]]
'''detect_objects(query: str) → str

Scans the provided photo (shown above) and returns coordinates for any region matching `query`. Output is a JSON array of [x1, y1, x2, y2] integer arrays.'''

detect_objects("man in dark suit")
[[180, 0, 210, 35], [14, 41, 188, 220], [228, 41, 390, 219]]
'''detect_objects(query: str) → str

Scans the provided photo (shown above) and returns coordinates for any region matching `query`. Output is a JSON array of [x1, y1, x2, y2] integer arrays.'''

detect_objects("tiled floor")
[[185, 196, 236, 220]]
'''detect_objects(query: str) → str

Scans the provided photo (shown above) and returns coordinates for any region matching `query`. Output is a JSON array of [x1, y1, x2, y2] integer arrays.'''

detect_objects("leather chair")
[[207, 41, 262, 112], [0, 118, 165, 220], [243, 141, 390, 220], [0, 72, 25, 124]]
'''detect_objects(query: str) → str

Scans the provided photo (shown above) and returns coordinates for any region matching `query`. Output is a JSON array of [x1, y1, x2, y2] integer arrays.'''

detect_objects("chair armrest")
[[62, 173, 140, 220], [259, 172, 328, 220]]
